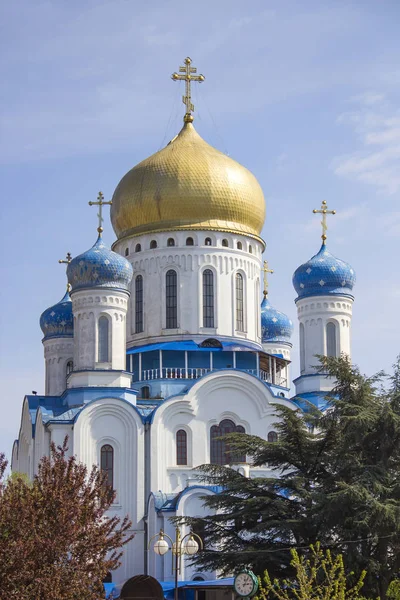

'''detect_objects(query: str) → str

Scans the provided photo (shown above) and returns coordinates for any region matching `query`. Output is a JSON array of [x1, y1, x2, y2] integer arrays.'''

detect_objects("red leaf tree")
[[0, 439, 133, 600]]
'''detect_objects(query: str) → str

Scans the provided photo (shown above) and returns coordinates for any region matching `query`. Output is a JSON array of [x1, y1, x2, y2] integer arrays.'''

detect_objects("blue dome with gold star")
[[293, 243, 355, 301], [40, 289, 73, 340], [261, 296, 293, 343], [67, 235, 133, 292]]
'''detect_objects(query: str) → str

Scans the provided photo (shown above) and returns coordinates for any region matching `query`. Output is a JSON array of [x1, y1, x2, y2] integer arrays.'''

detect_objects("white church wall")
[[43, 338, 74, 396], [73, 397, 145, 585], [113, 231, 264, 347], [150, 371, 295, 494]]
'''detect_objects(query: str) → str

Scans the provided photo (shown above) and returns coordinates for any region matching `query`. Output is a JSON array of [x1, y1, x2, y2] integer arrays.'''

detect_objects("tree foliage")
[[181, 356, 400, 599], [257, 542, 366, 600], [0, 439, 133, 600]]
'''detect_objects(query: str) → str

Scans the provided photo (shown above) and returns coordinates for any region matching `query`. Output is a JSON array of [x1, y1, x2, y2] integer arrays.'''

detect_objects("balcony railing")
[[139, 367, 287, 387]]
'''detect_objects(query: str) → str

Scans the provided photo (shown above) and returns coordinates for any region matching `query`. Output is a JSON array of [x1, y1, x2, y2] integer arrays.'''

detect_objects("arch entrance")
[[120, 575, 164, 600]]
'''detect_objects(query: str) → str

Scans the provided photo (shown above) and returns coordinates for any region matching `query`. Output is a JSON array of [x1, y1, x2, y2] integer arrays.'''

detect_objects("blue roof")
[[40, 289, 73, 340], [261, 296, 293, 343], [127, 339, 261, 354], [67, 234, 133, 292], [292, 243, 355, 300], [291, 391, 332, 412]]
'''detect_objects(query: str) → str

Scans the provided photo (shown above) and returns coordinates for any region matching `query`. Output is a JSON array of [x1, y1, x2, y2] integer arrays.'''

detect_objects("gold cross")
[[313, 200, 336, 244], [262, 260, 274, 297], [58, 252, 72, 292], [88, 191, 112, 235], [171, 57, 205, 123]]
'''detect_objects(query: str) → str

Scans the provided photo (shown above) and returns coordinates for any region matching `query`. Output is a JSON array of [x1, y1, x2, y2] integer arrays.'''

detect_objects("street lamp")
[[149, 526, 203, 600]]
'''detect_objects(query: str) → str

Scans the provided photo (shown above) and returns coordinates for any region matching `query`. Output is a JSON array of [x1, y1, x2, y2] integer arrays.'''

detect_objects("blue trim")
[[293, 372, 331, 384]]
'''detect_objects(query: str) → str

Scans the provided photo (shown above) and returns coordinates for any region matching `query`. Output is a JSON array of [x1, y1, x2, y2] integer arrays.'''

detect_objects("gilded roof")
[[110, 122, 266, 241]]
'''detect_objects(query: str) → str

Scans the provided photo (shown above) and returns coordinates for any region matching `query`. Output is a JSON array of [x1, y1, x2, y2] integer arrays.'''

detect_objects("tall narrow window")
[[210, 420, 245, 464], [150, 240, 157, 249], [176, 429, 187, 465], [66, 360, 73, 385], [205, 237, 212, 246], [141, 385, 150, 399], [300, 322, 305, 373], [101, 444, 114, 489], [203, 269, 214, 328], [135, 275, 143, 333], [135, 243, 141, 253], [326, 322, 337, 357], [235, 273, 244, 331], [98, 316, 109, 362], [125, 247, 129, 256], [237, 241, 242, 250], [166, 270, 178, 329], [186, 237, 194, 246]]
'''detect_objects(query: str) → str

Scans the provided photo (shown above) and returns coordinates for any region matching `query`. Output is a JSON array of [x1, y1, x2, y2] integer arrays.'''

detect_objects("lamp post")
[[149, 526, 203, 600]]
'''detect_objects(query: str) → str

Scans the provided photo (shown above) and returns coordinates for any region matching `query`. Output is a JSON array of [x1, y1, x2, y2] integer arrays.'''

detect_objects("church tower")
[[292, 201, 356, 396], [66, 194, 133, 389]]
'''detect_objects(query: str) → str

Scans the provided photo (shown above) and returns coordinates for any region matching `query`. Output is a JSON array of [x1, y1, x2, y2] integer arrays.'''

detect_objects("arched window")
[[186, 237, 194, 246], [166, 270, 177, 329], [176, 429, 187, 465], [203, 269, 214, 328], [235, 273, 244, 331], [326, 322, 337, 357], [150, 240, 157, 249], [100, 444, 114, 489], [135, 243, 141, 253], [135, 275, 143, 333], [222, 238, 229, 247], [141, 385, 150, 399], [300, 322, 305, 373], [66, 360, 73, 376], [98, 316, 110, 363], [268, 431, 278, 442], [237, 241, 242, 250], [167, 238, 175, 247], [248, 245, 253, 254], [125, 247, 129, 256], [210, 420, 246, 464]]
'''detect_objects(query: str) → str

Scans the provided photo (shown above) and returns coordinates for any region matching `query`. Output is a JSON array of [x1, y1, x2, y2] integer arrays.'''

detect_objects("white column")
[[184, 351, 188, 378], [233, 351, 236, 368], [159, 349, 163, 378], [256, 352, 260, 375], [210, 351, 213, 371], [139, 353, 142, 381]]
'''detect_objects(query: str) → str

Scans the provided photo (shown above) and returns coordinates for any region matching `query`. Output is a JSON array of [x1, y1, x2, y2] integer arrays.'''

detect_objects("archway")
[[120, 575, 164, 600]]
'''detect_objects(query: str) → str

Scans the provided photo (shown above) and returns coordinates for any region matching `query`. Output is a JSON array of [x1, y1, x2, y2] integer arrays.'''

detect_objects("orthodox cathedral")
[[12, 58, 356, 591]]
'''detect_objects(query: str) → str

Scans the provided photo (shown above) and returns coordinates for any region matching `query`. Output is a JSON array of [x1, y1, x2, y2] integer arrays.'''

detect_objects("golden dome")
[[111, 122, 266, 241]]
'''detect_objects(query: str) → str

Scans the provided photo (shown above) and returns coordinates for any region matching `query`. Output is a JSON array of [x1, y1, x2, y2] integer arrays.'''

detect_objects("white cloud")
[[332, 94, 400, 195]]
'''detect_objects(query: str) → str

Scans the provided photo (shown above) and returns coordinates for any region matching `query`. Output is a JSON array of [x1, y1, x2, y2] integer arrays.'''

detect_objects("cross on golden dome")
[[89, 191, 112, 235], [313, 200, 336, 244], [262, 260, 274, 297], [171, 57, 205, 123]]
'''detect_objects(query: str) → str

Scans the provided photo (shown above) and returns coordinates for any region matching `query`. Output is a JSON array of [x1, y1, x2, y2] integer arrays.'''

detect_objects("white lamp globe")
[[184, 537, 199, 556], [154, 539, 169, 556]]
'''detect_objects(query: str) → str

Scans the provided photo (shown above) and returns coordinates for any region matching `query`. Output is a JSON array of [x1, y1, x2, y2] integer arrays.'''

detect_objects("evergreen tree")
[[181, 356, 400, 598], [0, 439, 133, 600]]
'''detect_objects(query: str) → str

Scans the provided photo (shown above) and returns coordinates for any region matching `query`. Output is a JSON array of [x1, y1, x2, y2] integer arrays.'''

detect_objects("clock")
[[234, 570, 259, 598]]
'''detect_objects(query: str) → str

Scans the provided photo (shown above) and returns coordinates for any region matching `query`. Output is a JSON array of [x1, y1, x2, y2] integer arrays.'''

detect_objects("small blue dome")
[[67, 236, 133, 292], [261, 296, 293, 343], [293, 243, 356, 301], [40, 289, 73, 340]]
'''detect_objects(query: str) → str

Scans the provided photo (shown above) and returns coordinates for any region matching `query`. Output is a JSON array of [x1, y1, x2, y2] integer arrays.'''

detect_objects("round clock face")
[[234, 572, 256, 597]]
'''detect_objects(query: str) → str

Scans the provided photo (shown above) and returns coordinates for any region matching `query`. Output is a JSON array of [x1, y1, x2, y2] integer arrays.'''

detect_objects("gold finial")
[[171, 57, 205, 123], [58, 253, 72, 292], [312, 200, 336, 244], [88, 191, 112, 235], [262, 260, 274, 297]]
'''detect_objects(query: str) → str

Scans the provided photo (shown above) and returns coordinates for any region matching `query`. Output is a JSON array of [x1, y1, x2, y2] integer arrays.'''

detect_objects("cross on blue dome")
[[292, 243, 356, 301], [40, 289, 73, 340], [67, 235, 133, 292], [261, 296, 293, 343]]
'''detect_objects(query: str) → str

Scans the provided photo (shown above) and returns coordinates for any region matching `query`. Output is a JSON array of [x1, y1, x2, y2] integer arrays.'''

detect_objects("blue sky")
[[1, 0, 399, 459]]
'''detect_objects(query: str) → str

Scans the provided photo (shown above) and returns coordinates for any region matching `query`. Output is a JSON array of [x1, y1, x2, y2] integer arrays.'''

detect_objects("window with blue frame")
[[135, 275, 143, 333], [166, 270, 178, 329], [202, 269, 214, 328]]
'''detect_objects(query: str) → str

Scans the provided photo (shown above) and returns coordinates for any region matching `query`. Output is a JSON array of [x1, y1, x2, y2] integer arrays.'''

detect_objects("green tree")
[[181, 356, 400, 598], [0, 439, 133, 600], [258, 542, 366, 600]]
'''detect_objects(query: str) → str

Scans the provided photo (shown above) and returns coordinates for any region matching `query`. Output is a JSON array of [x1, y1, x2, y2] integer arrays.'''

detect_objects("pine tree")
[[0, 438, 133, 600], [181, 356, 400, 598]]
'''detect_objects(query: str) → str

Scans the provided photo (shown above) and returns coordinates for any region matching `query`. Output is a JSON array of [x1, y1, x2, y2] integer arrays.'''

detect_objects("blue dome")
[[67, 235, 133, 292], [261, 296, 293, 343], [40, 289, 73, 340], [293, 243, 356, 301]]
